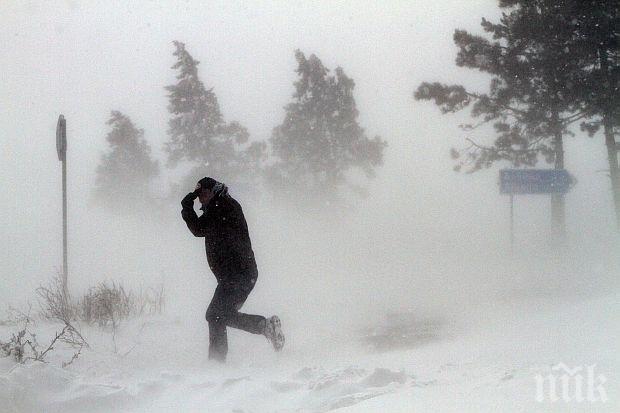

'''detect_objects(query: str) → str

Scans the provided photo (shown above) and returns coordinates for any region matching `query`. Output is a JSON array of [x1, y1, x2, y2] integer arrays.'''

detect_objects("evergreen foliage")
[[94, 111, 159, 211], [269, 50, 386, 199], [164, 41, 265, 189], [415, 0, 620, 228], [415, 0, 589, 173]]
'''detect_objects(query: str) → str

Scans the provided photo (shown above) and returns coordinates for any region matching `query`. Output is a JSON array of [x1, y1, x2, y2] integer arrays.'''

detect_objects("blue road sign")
[[500, 169, 572, 194]]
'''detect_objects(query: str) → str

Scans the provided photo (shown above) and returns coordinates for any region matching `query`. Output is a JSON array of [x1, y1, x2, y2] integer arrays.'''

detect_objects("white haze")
[[1, 0, 619, 355]]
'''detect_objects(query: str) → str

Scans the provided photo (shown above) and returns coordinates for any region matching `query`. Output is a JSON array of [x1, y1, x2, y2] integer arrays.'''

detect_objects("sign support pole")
[[62, 152, 68, 296], [500, 168, 573, 251], [56, 115, 68, 298], [510, 194, 514, 252]]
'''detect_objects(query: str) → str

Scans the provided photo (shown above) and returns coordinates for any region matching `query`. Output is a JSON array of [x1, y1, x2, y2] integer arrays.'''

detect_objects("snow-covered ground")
[[1, 289, 618, 412]]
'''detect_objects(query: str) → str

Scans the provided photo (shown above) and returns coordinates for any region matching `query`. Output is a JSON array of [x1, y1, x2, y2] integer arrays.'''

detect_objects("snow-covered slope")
[[1, 291, 618, 412]]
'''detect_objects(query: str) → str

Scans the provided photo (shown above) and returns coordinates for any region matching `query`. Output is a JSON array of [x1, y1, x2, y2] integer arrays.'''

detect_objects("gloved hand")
[[181, 191, 198, 209]]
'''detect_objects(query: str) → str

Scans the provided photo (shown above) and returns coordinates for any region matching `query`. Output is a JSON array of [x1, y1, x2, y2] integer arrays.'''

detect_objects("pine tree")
[[269, 50, 386, 201], [164, 41, 265, 189], [94, 111, 159, 212], [569, 0, 620, 229], [415, 1, 594, 239]]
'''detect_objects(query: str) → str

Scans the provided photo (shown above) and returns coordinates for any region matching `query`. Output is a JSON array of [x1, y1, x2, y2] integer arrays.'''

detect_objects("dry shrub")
[[36, 273, 164, 328], [76, 282, 164, 328], [0, 321, 33, 363], [1, 273, 164, 366], [36, 270, 74, 322], [77, 282, 132, 328], [135, 284, 165, 316], [0, 306, 88, 366]]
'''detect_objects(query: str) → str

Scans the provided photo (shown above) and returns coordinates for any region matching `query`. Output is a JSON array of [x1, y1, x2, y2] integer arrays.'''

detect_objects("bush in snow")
[[0, 307, 88, 366], [36, 270, 74, 322], [76, 282, 164, 328], [36, 272, 164, 328]]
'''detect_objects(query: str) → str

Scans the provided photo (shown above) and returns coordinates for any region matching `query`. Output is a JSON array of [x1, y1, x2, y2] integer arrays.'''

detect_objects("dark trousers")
[[205, 274, 266, 361]]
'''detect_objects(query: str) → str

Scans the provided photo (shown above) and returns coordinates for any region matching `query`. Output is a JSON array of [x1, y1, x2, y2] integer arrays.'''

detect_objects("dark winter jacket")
[[181, 192, 257, 282]]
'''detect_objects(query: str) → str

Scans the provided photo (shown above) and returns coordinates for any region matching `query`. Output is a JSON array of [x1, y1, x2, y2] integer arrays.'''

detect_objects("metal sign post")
[[56, 115, 68, 296], [500, 169, 573, 250], [510, 193, 514, 251]]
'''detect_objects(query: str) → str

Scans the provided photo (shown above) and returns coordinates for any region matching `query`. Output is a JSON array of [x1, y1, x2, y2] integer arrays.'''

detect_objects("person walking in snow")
[[181, 177, 285, 362]]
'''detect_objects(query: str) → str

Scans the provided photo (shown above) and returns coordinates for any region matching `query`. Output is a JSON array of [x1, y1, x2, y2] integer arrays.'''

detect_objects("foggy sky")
[[1, 1, 617, 314]]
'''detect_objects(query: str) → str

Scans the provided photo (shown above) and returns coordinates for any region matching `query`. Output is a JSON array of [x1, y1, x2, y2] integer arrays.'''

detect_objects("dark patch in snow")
[[360, 368, 407, 387], [222, 376, 251, 388], [270, 380, 304, 393], [360, 313, 445, 352]]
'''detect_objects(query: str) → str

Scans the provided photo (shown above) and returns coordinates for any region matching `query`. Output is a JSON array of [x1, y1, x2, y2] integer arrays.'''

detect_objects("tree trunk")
[[599, 46, 620, 230], [603, 117, 620, 230], [551, 111, 566, 243]]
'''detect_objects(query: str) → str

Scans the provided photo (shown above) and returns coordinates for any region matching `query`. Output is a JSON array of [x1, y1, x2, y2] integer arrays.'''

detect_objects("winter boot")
[[264, 315, 285, 352]]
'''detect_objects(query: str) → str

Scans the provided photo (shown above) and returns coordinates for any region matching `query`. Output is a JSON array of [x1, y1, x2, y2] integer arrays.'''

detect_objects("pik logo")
[[535, 363, 608, 403]]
